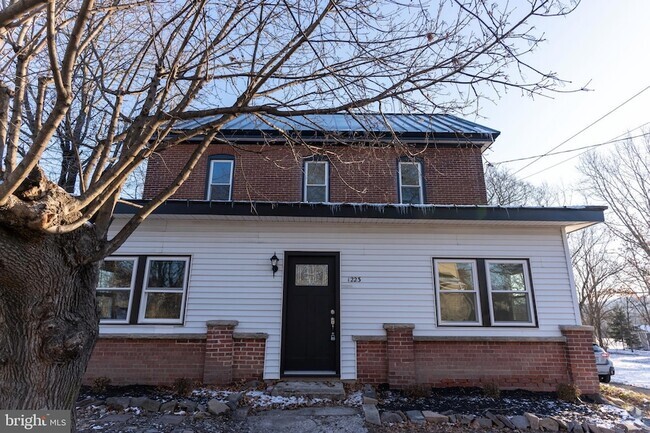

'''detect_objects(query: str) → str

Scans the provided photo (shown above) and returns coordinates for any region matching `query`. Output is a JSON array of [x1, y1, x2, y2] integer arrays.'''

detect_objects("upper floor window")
[[304, 159, 329, 203], [207, 157, 234, 201], [398, 161, 423, 204]]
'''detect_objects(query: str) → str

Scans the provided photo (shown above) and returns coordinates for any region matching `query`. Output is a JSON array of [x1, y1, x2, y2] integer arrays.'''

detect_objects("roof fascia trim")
[[115, 200, 606, 224]]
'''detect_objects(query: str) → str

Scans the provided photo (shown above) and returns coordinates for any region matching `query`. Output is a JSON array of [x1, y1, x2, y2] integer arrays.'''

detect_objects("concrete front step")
[[271, 381, 346, 400]]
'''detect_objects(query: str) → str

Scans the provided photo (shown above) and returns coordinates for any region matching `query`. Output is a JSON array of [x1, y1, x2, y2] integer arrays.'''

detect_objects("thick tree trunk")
[[0, 222, 99, 411]]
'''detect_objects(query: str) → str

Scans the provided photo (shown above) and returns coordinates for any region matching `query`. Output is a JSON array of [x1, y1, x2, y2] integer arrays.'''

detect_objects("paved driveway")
[[609, 350, 650, 389]]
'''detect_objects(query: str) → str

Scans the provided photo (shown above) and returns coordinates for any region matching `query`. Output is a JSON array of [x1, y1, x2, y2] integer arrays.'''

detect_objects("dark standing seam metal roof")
[[173, 113, 500, 143]]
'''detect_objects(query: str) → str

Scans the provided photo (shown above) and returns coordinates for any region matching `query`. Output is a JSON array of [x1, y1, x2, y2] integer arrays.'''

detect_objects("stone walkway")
[[247, 407, 367, 433], [77, 406, 367, 433]]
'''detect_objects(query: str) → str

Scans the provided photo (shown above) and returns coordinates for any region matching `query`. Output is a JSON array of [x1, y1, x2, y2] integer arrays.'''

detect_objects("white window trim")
[[97, 257, 138, 324], [485, 259, 536, 327], [138, 256, 191, 324], [207, 159, 234, 201], [433, 259, 482, 326], [398, 161, 423, 204], [303, 160, 329, 203]]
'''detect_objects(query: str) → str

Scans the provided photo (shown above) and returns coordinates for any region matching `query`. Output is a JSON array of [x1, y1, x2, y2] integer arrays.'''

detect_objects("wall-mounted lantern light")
[[270, 253, 279, 277]]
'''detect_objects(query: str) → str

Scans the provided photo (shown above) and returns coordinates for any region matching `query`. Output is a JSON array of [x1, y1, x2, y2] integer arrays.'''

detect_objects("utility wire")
[[512, 85, 650, 176], [521, 122, 650, 180], [494, 130, 650, 165]]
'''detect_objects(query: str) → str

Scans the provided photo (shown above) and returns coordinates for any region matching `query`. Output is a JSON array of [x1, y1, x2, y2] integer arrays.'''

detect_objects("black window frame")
[[97, 255, 191, 325], [303, 156, 330, 203], [205, 154, 235, 201], [433, 257, 538, 328]]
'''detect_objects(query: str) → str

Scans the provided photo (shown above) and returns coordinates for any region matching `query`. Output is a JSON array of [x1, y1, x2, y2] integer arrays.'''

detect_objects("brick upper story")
[[143, 142, 489, 205]]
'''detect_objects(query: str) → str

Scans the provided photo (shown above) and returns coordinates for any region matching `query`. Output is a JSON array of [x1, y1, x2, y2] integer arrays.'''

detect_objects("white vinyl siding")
[[102, 218, 579, 380]]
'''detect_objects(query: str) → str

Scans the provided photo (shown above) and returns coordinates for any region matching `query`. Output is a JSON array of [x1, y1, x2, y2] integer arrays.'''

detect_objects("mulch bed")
[[380, 387, 603, 419]]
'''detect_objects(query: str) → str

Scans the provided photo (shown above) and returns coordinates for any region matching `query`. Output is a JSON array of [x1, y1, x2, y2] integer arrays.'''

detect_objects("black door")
[[282, 253, 339, 375]]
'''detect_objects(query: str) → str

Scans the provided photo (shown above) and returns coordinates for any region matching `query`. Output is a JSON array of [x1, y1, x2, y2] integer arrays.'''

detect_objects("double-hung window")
[[208, 158, 234, 201], [433, 258, 536, 327], [97, 256, 190, 325], [486, 260, 534, 325], [434, 260, 481, 325], [97, 257, 138, 323], [139, 257, 190, 324], [304, 159, 329, 203], [398, 161, 424, 204]]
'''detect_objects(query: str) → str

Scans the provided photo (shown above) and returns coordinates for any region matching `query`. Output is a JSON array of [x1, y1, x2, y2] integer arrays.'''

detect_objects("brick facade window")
[[398, 160, 424, 204], [207, 156, 234, 201], [303, 158, 330, 203], [433, 258, 537, 327], [98, 256, 191, 325]]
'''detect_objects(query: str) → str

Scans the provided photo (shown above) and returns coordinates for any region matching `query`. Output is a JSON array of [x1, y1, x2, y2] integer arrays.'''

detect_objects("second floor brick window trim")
[[207, 156, 234, 201], [398, 160, 424, 204], [303, 158, 330, 203]]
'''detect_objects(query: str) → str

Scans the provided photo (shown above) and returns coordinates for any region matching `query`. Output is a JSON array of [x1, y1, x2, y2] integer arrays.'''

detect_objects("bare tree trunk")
[[0, 223, 99, 411]]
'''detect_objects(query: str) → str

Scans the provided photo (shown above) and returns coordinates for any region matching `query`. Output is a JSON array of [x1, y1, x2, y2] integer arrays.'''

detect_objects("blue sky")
[[475, 1, 650, 192]]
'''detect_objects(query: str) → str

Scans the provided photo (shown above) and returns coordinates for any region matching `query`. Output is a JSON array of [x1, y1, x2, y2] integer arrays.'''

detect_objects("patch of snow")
[[126, 407, 141, 415], [343, 390, 363, 407], [598, 404, 633, 419], [243, 390, 336, 409], [608, 350, 650, 389], [191, 388, 230, 400]]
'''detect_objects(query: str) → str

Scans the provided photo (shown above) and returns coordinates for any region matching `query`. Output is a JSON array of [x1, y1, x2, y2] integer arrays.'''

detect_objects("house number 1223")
[[348, 277, 362, 283]]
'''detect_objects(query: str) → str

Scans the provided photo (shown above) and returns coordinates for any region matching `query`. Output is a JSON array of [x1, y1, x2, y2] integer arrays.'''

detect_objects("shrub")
[[483, 382, 501, 399], [403, 384, 431, 399], [172, 377, 194, 397], [557, 383, 581, 402], [91, 377, 111, 394]]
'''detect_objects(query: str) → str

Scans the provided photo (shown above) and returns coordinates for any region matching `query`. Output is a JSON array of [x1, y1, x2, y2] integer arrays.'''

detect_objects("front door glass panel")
[[295, 264, 328, 286]]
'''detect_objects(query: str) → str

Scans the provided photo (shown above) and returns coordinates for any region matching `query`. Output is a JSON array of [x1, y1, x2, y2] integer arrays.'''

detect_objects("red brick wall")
[[356, 326, 599, 394], [143, 143, 487, 205], [355, 339, 569, 390], [561, 326, 599, 395], [84, 338, 206, 386], [233, 338, 266, 381], [385, 324, 416, 389], [203, 321, 236, 384], [83, 327, 268, 386], [414, 340, 569, 391], [356, 340, 388, 384]]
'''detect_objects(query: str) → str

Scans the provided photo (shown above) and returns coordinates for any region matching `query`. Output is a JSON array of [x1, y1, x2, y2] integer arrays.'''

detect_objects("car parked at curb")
[[593, 344, 615, 383]]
